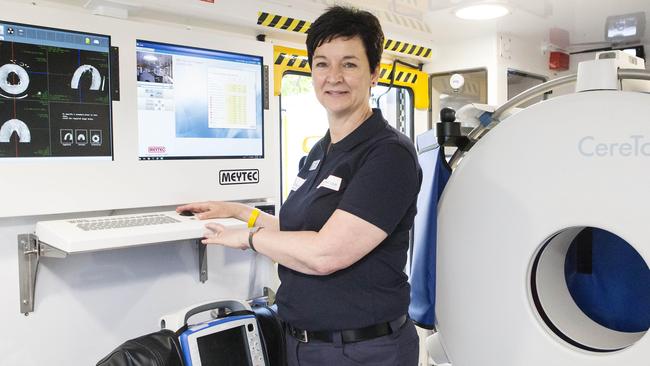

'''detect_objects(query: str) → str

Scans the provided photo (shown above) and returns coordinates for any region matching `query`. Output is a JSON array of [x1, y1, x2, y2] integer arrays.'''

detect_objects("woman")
[[178, 6, 422, 365]]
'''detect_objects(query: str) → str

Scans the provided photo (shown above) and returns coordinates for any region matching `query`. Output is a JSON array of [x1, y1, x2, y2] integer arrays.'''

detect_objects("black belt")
[[286, 315, 408, 344]]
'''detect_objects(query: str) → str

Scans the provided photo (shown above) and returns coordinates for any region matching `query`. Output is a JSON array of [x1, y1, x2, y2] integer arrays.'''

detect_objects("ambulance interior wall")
[[425, 33, 558, 128], [0, 2, 278, 365], [425, 34, 499, 108]]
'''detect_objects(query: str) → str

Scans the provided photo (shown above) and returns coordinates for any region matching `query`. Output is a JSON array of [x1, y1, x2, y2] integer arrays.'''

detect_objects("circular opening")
[[7, 71, 19, 85], [530, 227, 649, 352]]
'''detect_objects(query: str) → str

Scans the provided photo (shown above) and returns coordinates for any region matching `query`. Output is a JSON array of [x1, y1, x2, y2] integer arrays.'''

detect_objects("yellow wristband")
[[247, 208, 261, 228]]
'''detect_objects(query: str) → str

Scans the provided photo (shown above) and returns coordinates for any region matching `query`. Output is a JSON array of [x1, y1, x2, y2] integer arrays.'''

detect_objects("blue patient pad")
[[565, 228, 650, 332], [408, 136, 450, 329]]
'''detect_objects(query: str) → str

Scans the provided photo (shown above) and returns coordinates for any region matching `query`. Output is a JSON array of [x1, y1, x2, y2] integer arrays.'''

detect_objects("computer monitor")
[[179, 314, 267, 366], [605, 12, 646, 43], [0, 20, 112, 159], [136, 40, 264, 160]]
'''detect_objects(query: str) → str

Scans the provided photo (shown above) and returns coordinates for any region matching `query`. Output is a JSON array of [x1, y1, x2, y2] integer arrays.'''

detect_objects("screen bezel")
[[0, 19, 114, 160], [135, 39, 265, 161], [181, 315, 258, 366]]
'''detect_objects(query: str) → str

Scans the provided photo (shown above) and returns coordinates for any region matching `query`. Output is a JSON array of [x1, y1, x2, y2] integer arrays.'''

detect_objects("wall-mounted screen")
[[136, 40, 264, 160], [0, 21, 112, 159], [605, 12, 646, 42]]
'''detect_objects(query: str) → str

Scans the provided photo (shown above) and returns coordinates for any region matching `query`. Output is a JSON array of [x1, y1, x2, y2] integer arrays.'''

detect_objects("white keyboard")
[[35, 211, 245, 253]]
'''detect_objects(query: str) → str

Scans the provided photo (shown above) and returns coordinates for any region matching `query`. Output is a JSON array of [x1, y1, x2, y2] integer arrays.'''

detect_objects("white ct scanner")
[[427, 51, 650, 365]]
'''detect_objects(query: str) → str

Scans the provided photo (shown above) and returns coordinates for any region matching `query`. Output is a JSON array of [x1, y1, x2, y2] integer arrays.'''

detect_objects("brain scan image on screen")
[[0, 21, 112, 159], [0, 63, 30, 97], [71, 64, 103, 90], [0, 119, 30, 143]]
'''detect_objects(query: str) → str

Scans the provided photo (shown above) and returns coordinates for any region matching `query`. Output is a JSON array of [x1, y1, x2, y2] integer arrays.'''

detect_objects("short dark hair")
[[306, 6, 384, 72]]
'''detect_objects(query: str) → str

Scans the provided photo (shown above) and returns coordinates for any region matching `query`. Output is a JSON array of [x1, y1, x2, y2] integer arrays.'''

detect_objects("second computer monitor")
[[136, 40, 264, 160]]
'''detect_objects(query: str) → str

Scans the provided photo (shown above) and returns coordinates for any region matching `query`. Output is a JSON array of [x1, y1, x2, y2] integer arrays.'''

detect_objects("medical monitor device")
[[0, 21, 112, 159], [136, 40, 264, 160], [605, 12, 646, 43], [179, 314, 267, 366]]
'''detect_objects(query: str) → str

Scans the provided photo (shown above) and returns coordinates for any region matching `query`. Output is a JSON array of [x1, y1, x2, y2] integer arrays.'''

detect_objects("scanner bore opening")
[[530, 226, 649, 353]]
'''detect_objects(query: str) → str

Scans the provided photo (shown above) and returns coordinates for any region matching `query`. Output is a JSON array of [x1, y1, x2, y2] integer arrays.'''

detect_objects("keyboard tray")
[[35, 211, 244, 253]]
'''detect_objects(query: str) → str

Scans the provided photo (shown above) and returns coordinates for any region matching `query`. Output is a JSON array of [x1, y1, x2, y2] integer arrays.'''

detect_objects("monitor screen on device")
[[196, 325, 253, 366], [179, 314, 265, 366], [0, 21, 112, 160], [136, 40, 264, 160]]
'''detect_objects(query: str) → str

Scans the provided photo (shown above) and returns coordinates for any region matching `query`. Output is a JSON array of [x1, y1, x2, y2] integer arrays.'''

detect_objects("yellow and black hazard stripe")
[[274, 52, 310, 70], [258, 11, 431, 59], [378, 67, 420, 84], [272, 46, 311, 96], [384, 39, 432, 58], [378, 63, 429, 109], [257, 12, 311, 33], [382, 10, 430, 33]]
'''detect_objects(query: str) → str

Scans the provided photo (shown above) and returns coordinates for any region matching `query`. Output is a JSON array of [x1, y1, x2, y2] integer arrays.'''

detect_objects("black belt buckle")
[[290, 326, 309, 343], [297, 329, 309, 343]]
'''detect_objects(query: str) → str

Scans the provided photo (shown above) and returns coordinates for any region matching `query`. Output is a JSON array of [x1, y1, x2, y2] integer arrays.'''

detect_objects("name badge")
[[317, 175, 342, 191], [309, 160, 320, 171], [291, 176, 306, 191]]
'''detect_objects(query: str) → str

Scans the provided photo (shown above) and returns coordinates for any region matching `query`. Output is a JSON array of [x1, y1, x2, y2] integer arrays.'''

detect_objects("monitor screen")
[[136, 40, 264, 160], [0, 21, 112, 159], [196, 325, 253, 366], [607, 16, 639, 38], [605, 12, 646, 41]]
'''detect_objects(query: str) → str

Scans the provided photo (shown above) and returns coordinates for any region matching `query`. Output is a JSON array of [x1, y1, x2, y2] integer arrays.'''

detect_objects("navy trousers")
[[285, 319, 419, 366]]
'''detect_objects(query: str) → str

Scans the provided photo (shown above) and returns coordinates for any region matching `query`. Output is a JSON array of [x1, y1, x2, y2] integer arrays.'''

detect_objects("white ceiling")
[[271, 0, 650, 46], [26, 0, 650, 47]]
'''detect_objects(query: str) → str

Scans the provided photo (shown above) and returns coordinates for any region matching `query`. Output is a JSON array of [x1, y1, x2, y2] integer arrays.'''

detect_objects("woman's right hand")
[[176, 201, 242, 220]]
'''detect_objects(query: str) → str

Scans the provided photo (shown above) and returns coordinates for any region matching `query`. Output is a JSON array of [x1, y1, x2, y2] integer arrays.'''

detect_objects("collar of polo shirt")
[[321, 108, 386, 153]]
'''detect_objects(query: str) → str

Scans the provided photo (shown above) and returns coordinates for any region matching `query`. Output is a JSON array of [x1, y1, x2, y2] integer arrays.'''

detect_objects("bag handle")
[[160, 299, 252, 331]]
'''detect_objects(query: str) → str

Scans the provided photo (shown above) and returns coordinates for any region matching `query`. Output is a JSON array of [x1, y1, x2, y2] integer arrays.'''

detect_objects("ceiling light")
[[455, 4, 510, 20]]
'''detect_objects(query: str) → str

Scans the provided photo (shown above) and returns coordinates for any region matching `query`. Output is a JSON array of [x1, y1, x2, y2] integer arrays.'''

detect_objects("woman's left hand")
[[202, 223, 249, 250]]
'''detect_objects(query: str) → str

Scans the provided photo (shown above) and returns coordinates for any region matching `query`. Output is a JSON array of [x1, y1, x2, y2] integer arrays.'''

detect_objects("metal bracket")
[[197, 239, 208, 283], [18, 234, 67, 315]]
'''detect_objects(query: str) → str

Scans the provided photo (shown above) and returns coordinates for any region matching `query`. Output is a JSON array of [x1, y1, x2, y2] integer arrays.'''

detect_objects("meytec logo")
[[219, 169, 260, 185]]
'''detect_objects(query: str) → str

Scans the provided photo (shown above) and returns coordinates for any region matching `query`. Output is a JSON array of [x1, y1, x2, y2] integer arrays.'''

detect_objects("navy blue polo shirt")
[[277, 109, 422, 331]]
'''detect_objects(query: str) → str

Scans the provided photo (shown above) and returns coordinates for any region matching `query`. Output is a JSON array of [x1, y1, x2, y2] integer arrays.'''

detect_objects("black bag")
[[96, 329, 184, 366], [252, 304, 287, 366]]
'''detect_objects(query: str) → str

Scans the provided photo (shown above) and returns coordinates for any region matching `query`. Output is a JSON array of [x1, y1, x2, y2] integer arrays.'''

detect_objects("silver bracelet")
[[248, 226, 264, 252]]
